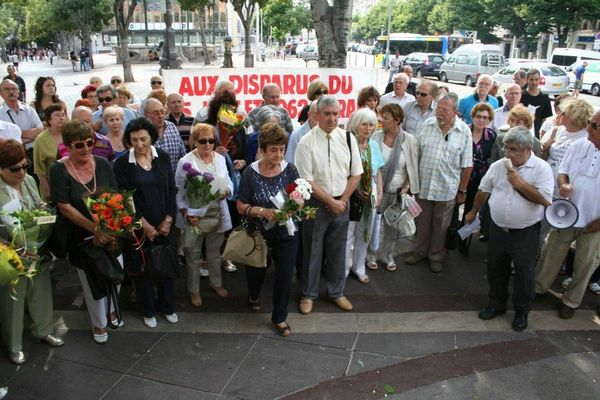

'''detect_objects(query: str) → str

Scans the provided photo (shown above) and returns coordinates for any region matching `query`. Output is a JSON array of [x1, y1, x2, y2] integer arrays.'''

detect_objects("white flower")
[[294, 178, 312, 200]]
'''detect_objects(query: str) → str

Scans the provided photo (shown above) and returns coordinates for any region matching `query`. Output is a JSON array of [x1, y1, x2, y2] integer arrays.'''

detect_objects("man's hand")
[[455, 192, 466, 205], [464, 210, 478, 225], [506, 169, 525, 189], [559, 183, 573, 199], [215, 146, 228, 156], [585, 219, 600, 233], [327, 199, 347, 216]]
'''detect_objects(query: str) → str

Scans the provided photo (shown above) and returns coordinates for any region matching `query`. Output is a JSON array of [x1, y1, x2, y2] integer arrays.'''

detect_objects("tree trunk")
[[199, 9, 210, 65], [114, 0, 137, 82], [244, 20, 254, 67], [310, 0, 352, 68]]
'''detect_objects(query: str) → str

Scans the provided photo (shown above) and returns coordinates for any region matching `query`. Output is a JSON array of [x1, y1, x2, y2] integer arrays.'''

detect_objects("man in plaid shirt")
[[143, 98, 186, 172], [406, 93, 473, 273]]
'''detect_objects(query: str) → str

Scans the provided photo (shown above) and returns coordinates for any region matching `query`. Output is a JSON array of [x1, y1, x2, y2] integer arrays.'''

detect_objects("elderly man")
[[490, 83, 522, 132], [294, 96, 363, 314], [247, 84, 294, 133], [285, 102, 318, 163], [465, 127, 553, 331], [91, 85, 137, 135], [520, 68, 552, 138], [0, 80, 43, 149], [379, 73, 415, 108], [150, 75, 164, 90], [387, 51, 402, 83], [458, 74, 499, 125], [402, 80, 438, 136], [406, 93, 473, 273], [4, 65, 26, 102], [193, 80, 235, 124], [402, 65, 417, 96], [535, 111, 600, 319], [166, 93, 194, 150], [143, 98, 186, 172], [513, 69, 527, 90], [71, 106, 114, 160]]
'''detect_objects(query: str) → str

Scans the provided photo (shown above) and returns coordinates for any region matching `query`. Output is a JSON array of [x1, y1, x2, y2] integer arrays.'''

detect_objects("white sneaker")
[[199, 268, 209, 278], [0, 387, 7, 399], [589, 282, 600, 295], [165, 313, 179, 324], [93, 331, 108, 344], [143, 316, 157, 328], [561, 277, 572, 289]]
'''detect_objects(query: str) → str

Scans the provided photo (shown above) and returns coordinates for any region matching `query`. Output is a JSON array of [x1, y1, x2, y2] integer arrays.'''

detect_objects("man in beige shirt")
[[294, 96, 363, 314]]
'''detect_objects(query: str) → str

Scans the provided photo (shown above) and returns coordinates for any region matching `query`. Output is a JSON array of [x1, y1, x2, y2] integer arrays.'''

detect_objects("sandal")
[[275, 321, 291, 337], [385, 263, 397, 272], [367, 261, 378, 270], [248, 297, 261, 312], [589, 282, 600, 295]]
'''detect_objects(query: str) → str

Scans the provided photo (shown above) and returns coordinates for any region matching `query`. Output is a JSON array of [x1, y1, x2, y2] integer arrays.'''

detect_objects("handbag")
[[222, 219, 268, 268], [349, 191, 364, 222], [143, 243, 179, 283], [383, 195, 416, 237], [446, 204, 462, 250], [197, 203, 223, 233]]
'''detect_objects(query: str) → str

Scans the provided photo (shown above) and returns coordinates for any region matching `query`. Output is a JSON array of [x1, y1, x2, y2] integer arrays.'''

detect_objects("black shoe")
[[559, 304, 575, 319], [478, 306, 506, 320], [512, 311, 528, 331]]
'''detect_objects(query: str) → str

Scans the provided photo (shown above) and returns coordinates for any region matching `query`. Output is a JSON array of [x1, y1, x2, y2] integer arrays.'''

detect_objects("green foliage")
[[427, 0, 498, 43], [179, 0, 211, 12], [0, 2, 24, 45], [263, 0, 312, 45]]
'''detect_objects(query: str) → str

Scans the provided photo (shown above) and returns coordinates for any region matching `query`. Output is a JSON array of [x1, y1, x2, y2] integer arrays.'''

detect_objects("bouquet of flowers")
[[267, 178, 317, 235], [217, 104, 245, 149], [0, 242, 34, 288], [182, 162, 230, 217]]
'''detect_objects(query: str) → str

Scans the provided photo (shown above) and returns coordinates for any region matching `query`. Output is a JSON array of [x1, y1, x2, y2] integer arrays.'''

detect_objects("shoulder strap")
[[346, 130, 352, 173]]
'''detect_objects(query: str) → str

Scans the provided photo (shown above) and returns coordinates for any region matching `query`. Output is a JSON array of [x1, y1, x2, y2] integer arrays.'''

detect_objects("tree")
[[263, 0, 312, 45], [427, 0, 498, 43], [179, 0, 211, 65], [224, 0, 268, 67], [113, 0, 138, 82], [310, 0, 352, 68]]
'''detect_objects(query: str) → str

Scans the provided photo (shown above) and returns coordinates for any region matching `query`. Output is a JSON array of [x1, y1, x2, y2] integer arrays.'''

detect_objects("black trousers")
[[487, 220, 541, 313]]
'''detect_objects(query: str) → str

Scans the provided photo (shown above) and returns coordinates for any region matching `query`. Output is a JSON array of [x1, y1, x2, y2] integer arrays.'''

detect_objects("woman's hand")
[[233, 159, 246, 171], [157, 218, 172, 236], [186, 215, 199, 226], [400, 186, 410, 195], [142, 219, 159, 241], [92, 230, 113, 247], [260, 208, 277, 222], [219, 189, 231, 200], [215, 146, 228, 156], [356, 189, 369, 202], [541, 139, 554, 152]]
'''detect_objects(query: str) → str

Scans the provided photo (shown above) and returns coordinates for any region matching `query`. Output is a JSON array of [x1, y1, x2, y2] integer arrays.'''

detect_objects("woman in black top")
[[113, 117, 178, 329]]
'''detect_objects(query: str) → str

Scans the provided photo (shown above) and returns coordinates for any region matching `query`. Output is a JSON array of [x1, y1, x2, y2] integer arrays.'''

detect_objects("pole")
[[143, 0, 149, 46], [385, 0, 392, 65], [160, 0, 182, 69]]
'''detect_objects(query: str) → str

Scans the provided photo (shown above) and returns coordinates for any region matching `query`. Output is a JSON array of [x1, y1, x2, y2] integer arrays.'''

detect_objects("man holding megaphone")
[[535, 110, 600, 319], [465, 127, 553, 331]]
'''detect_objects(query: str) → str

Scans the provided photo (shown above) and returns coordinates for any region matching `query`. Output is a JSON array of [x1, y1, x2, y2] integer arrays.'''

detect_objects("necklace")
[[68, 158, 97, 194], [195, 149, 216, 171], [136, 153, 153, 171]]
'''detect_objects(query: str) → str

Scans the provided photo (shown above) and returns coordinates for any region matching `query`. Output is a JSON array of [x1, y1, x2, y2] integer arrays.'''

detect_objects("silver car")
[[298, 46, 318, 62], [492, 62, 570, 96]]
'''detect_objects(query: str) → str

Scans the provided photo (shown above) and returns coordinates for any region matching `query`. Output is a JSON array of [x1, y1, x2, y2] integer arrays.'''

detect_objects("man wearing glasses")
[[143, 98, 186, 173], [465, 127, 553, 331], [402, 80, 438, 136], [110, 75, 141, 105], [535, 111, 600, 320], [150, 76, 164, 90], [457, 74, 499, 125], [91, 85, 137, 135], [0, 80, 43, 149]]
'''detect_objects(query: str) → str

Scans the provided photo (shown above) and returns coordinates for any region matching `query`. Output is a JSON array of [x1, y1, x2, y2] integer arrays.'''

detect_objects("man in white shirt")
[[0, 120, 21, 142], [0, 79, 43, 149], [294, 96, 363, 315], [379, 73, 415, 108], [387, 51, 402, 83], [284, 102, 317, 164], [535, 111, 600, 319], [465, 127, 553, 331], [490, 83, 522, 133]]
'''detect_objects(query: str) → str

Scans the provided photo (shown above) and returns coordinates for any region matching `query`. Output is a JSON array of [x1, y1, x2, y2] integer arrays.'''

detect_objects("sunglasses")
[[151, 81, 163, 85], [415, 91, 429, 97], [7, 162, 30, 173], [70, 139, 95, 149], [315, 89, 328, 96], [98, 96, 113, 103], [111, 79, 122, 84], [588, 120, 600, 130], [198, 139, 216, 145]]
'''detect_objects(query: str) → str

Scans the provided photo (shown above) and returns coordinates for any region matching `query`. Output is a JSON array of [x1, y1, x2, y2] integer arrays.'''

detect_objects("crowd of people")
[[0, 65, 599, 368]]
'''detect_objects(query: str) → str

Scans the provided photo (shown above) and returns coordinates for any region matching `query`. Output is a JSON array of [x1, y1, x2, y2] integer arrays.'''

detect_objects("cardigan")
[[371, 129, 420, 194]]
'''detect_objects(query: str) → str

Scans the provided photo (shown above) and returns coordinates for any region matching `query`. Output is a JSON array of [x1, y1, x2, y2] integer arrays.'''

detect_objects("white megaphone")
[[545, 199, 579, 229]]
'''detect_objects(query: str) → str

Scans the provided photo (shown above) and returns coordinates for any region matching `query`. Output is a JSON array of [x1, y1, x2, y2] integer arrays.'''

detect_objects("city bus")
[[374, 33, 474, 66]]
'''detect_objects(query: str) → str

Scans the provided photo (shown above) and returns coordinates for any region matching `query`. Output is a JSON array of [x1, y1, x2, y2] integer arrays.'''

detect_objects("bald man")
[[71, 106, 115, 160], [166, 93, 194, 150]]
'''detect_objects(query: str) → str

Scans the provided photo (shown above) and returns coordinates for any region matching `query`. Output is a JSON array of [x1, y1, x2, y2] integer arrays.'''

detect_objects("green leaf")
[[384, 384, 396, 394]]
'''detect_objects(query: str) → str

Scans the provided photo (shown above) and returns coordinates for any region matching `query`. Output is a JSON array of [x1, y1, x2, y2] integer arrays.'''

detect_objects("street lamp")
[[223, 34, 233, 68], [160, 0, 182, 69]]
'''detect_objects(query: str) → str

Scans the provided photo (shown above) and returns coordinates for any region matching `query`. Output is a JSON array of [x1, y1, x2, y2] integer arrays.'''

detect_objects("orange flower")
[[121, 215, 133, 226]]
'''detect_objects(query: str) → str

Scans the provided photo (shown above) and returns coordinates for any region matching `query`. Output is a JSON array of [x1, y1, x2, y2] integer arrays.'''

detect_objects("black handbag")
[[44, 206, 72, 259], [445, 204, 462, 250], [143, 243, 179, 283], [349, 191, 364, 222]]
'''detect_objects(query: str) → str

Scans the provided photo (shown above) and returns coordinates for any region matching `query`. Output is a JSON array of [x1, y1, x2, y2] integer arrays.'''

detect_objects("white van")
[[439, 44, 505, 86], [567, 60, 600, 96], [550, 48, 600, 69]]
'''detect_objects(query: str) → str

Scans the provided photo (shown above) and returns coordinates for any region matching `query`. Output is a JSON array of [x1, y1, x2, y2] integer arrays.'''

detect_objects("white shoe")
[[143, 317, 157, 328], [199, 268, 209, 278], [0, 387, 7, 399], [93, 331, 108, 344], [165, 313, 179, 324], [561, 277, 572, 289], [589, 282, 600, 295]]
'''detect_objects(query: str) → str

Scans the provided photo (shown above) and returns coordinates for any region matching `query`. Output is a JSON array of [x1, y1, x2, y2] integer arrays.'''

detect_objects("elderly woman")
[[31, 76, 68, 125], [175, 123, 233, 307], [246, 105, 287, 164], [541, 97, 594, 197], [298, 80, 328, 124], [237, 122, 300, 336], [102, 105, 126, 159], [33, 104, 67, 200], [490, 105, 542, 163], [117, 87, 140, 113], [0, 139, 64, 365], [345, 108, 384, 283], [49, 120, 122, 344], [147, 89, 167, 108], [366, 104, 419, 271], [113, 117, 178, 328]]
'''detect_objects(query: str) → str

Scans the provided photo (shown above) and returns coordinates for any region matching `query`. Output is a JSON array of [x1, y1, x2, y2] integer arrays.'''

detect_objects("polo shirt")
[[402, 100, 436, 137], [379, 91, 416, 108], [0, 102, 43, 148], [458, 93, 499, 125], [0, 120, 21, 142]]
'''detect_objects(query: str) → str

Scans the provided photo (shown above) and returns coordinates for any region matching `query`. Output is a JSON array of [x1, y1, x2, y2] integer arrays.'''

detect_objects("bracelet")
[[258, 207, 264, 218]]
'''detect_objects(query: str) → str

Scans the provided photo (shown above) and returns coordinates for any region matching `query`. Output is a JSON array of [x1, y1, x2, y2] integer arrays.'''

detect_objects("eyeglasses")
[[474, 114, 490, 120], [588, 120, 599, 130], [7, 162, 30, 173], [315, 89, 328, 96], [502, 145, 524, 154], [415, 91, 429, 97], [70, 139, 95, 149], [98, 96, 113, 103], [197, 138, 216, 145], [151, 81, 163, 85], [111, 79, 122, 84]]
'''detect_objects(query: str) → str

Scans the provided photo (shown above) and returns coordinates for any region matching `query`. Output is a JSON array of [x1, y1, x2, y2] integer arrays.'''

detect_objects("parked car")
[[298, 45, 318, 62], [439, 44, 505, 86], [567, 60, 600, 96], [492, 62, 570, 96], [402, 52, 445, 78]]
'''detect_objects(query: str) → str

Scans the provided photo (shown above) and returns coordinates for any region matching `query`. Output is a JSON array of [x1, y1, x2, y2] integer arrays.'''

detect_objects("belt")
[[499, 222, 540, 233], [333, 196, 342, 200]]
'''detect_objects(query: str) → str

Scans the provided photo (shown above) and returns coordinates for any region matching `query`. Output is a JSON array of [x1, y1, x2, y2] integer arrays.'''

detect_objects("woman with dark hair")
[[297, 80, 328, 124], [236, 122, 300, 337], [49, 120, 122, 344], [32, 103, 67, 200], [0, 139, 64, 364], [357, 86, 381, 112], [31, 76, 68, 125], [113, 117, 178, 328]]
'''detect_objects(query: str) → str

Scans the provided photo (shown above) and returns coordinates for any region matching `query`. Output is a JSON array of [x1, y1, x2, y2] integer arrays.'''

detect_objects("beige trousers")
[[415, 198, 456, 262], [182, 227, 224, 294]]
